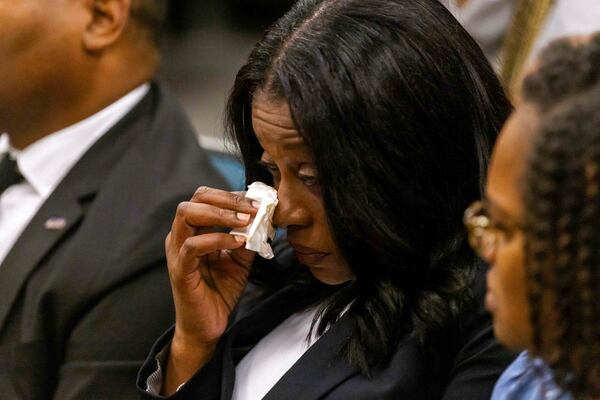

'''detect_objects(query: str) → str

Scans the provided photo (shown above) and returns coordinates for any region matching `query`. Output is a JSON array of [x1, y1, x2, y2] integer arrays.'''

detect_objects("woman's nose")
[[481, 237, 498, 264], [272, 182, 309, 229], [482, 247, 496, 264]]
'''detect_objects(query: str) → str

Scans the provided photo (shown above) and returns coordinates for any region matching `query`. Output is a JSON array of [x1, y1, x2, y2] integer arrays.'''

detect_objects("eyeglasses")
[[463, 200, 520, 260]]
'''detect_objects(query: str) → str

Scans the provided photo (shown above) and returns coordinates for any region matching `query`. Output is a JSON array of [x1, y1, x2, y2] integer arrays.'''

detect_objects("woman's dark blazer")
[[137, 262, 514, 400]]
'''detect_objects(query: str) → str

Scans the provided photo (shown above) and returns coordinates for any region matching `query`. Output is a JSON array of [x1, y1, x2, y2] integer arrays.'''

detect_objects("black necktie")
[[0, 154, 24, 195]]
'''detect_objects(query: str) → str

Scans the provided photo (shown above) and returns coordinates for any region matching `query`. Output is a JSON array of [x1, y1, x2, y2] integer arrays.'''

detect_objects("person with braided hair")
[[464, 33, 600, 400]]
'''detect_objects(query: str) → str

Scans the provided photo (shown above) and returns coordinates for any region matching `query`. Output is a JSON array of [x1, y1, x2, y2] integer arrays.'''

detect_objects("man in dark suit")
[[0, 0, 226, 398]]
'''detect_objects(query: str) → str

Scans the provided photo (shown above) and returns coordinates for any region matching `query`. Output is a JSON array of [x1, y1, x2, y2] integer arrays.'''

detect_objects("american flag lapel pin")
[[45, 217, 67, 231]]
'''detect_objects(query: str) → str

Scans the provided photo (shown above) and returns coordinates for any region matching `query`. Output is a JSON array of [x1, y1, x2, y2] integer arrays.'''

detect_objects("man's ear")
[[82, 0, 131, 52]]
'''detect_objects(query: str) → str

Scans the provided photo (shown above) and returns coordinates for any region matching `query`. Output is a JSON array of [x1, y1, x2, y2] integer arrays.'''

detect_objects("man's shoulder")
[[104, 81, 227, 193], [119, 82, 199, 147]]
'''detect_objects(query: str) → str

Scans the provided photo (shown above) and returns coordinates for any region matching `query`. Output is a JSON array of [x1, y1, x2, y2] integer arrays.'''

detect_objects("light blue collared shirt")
[[492, 351, 572, 400]]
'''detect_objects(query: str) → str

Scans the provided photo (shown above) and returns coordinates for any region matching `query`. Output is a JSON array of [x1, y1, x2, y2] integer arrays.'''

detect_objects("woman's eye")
[[259, 161, 279, 176], [265, 165, 279, 175], [298, 164, 318, 187], [489, 219, 516, 240], [298, 174, 318, 187]]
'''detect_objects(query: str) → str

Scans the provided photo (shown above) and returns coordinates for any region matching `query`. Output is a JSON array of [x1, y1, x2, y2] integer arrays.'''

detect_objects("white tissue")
[[230, 182, 278, 259]]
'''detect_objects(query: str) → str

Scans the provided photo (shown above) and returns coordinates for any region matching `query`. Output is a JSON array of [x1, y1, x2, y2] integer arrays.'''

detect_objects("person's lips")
[[291, 243, 329, 265]]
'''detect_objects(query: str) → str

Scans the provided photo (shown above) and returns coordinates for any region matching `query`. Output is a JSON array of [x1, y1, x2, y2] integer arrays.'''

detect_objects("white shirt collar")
[[0, 83, 150, 198]]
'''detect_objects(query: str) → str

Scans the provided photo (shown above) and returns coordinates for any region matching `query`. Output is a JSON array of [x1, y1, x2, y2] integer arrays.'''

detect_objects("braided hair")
[[521, 33, 600, 398]]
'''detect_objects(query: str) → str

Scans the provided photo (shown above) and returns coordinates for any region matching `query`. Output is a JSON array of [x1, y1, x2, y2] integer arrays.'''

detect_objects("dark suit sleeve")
[[137, 327, 229, 400], [52, 264, 175, 400]]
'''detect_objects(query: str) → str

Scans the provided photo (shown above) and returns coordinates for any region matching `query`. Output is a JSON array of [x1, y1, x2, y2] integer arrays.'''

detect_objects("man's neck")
[[5, 78, 151, 150]]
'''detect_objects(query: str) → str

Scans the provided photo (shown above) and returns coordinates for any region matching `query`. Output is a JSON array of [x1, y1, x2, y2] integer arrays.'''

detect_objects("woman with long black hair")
[[138, 0, 514, 398]]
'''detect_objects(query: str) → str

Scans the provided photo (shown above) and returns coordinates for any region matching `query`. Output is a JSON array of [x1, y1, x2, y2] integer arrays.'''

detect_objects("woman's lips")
[[291, 244, 329, 265]]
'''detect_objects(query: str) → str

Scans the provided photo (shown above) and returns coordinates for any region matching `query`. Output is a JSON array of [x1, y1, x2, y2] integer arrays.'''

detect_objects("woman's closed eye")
[[258, 160, 319, 188], [298, 174, 318, 186], [258, 160, 280, 177], [488, 216, 519, 240], [297, 167, 318, 187]]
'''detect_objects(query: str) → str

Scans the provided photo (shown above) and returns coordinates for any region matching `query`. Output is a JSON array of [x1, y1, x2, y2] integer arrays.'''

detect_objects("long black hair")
[[521, 33, 600, 398], [226, 0, 511, 373]]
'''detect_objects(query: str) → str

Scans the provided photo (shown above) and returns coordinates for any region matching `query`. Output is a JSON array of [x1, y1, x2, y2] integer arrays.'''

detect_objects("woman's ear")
[[82, 0, 131, 52]]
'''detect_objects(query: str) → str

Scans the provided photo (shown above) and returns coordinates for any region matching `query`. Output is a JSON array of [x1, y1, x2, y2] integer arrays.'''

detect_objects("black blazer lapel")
[[218, 286, 302, 399], [225, 287, 358, 400], [0, 197, 83, 330], [0, 85, 158, 333], [231, 287, 300, 356], [262, 315, 358, 400]]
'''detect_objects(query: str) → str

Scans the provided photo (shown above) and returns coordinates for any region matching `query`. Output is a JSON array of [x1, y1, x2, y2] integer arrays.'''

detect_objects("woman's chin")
[[492, 320, 531, 352], [308, 266, 354, 286]]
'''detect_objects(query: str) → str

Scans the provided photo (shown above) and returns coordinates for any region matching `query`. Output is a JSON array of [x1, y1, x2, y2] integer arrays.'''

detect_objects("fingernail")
[[236, 212, 251, 222], [252, 200, 260, 209], [233, 235, 245, 243]]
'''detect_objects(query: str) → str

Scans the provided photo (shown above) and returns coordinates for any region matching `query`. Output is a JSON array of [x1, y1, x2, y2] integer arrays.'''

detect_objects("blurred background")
[[160, 0, 600, 154], [159, 0, 296, 152]]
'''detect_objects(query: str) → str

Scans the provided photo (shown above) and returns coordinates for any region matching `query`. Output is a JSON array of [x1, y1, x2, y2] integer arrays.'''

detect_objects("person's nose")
[[480, 235, 498, 264], [272, 180, 310, 229], [482, 247, 497, 264]]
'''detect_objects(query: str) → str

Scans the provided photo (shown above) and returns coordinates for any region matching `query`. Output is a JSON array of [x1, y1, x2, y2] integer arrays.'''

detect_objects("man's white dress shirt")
[[0, 84, 150, 264]]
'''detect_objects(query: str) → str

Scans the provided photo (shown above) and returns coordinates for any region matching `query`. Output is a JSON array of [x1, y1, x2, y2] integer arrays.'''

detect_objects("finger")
[[175, 233, 246, 277], [170, 201, 200, 250], [227, 247, 256, 269], [207, 247, 255, 283], [165, 232, 173, 257], [169, 199, 252, 250], [190, 187, 259, 214], [178, 201, 254, 229]]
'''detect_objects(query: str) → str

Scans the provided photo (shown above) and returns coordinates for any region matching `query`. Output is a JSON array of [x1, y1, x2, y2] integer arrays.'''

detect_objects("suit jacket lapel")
[[218, 286, 302, 399], [0, 85, 157, 332], [263, 314, 358, 400], [231, 287, 300, 354], [223, 287, 358, 400], [0, 196, 84, 329]]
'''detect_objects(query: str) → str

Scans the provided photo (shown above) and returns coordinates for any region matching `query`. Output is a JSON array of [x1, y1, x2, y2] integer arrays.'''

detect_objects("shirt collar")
[[1, 83, 150, 198]]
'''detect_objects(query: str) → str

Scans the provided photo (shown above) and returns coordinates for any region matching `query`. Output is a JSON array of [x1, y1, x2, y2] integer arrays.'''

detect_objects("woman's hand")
[[163, 187, 259, 394]]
